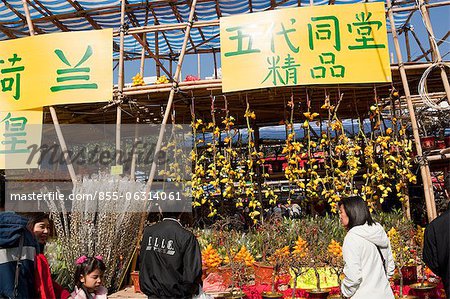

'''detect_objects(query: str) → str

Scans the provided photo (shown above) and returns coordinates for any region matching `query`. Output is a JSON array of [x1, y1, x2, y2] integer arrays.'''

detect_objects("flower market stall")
[[0, 0, 449, 298]]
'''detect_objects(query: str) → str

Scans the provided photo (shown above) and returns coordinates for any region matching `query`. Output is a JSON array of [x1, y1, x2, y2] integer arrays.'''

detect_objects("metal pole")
[[145, 0, 198, 192], [387, 0, 437, 221], [116, 0, 126, 166], [21, 0, 77, 186]]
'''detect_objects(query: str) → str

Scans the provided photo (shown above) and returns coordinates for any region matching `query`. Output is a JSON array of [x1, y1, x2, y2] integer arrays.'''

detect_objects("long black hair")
[[74, 256, 106, 288], [338, 196, 375, 230]]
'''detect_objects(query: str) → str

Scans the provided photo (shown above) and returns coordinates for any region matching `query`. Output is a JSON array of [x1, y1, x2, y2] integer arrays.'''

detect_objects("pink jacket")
[[71, 286, 108, 299]]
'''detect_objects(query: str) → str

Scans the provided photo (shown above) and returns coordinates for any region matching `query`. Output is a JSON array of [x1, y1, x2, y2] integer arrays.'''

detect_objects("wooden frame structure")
[[2, 0, 450, 221]]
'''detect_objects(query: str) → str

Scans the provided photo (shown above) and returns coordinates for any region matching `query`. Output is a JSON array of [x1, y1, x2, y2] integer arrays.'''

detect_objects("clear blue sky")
[[115, 4, 450, 84]]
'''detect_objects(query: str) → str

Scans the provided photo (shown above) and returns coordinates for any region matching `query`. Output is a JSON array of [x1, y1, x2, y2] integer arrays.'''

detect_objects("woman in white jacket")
[[338, 196, 395, 299]]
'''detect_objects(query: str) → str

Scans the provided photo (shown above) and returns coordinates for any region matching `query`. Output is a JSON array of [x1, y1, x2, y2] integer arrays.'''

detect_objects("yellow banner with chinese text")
[[0, 109, 42, 169], [0, 29, 112, 110], [220, 2, 391, 92]]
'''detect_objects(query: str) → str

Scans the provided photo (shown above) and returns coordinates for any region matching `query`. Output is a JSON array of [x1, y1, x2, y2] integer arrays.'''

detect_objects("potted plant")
[[261, 246, 290, 299], [253, 215, 286, 286], [212, 218, 249, 298], [289, 235, 309, 299], [304, 222, 331, 299], [327, 239, 344, 299], [387, 219, 417, 298], [409, 226, 437, 299]]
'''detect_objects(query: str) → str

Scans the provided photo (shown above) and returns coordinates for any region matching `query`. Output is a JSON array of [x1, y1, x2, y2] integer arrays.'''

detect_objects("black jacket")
[[423, 209, 449, 297], [0, 212, 37, 299], [139, 219, 202, 299]]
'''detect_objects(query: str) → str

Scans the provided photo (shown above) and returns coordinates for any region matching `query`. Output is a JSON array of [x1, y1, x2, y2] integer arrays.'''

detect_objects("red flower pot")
[[444, 136, 450, 148], [435, 140, 446, 149], [218, 266, 232, 288], [402, 266, 418, 285], [420, 136, 436, 151], [253, 262, 274, 285], [130, 271, 141, 293]]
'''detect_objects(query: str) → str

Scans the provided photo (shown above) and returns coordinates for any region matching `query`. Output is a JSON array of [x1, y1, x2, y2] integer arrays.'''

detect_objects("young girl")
[[71, 255, 107, 299]]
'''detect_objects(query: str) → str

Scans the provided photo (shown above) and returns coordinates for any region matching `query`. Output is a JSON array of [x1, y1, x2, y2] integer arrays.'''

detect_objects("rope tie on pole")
[[171, 82, 180, 94], [415, 155, 429, 166], [120, 23, 129, 34]]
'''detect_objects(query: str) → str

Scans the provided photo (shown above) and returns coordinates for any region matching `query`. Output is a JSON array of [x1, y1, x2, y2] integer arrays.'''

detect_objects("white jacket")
[[341, 222, 395, 299]]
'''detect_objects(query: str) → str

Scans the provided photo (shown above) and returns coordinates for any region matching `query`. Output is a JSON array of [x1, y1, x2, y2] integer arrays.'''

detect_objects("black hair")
[[74, 256, 106, 288], [338, 196, 375, 230], [25, 213, 50, 232]]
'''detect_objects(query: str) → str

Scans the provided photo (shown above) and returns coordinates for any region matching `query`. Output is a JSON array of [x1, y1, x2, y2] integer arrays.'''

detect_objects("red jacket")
[[35, 253, 71, 299]]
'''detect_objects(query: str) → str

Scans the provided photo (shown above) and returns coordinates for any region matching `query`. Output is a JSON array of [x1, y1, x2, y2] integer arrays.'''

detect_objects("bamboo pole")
[[413, 31, 450, 62], [140, 34, 146, 76], [108, 1, 450, 37], [197, 53, 201, 79], [131, 0, 200, 276], [155, 32, 160, 77], [410, 29, 432, 62], [116, 0, 126, 167], [387, 0, 437, 221], [145, 0, 198, 193], [21, 0, 77, 187], [213, 49, 218, 79], [405, 28, 411, 62], [417, 0, 450, 104], [130, 121, 140, 180]]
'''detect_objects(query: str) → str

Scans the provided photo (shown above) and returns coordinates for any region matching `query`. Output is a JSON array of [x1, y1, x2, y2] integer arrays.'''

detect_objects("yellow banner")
[[0, 109, 43, 169], [0, 29, 112, 110], [220, 3, 391, 92]]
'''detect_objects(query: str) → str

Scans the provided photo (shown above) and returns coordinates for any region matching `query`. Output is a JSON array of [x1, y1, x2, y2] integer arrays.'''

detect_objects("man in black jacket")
[[139, 212, 202, 299], [423, 205, 449, 297]]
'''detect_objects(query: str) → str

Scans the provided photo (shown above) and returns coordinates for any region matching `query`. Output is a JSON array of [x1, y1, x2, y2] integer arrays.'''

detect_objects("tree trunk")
[[315, 268, 321, 291]]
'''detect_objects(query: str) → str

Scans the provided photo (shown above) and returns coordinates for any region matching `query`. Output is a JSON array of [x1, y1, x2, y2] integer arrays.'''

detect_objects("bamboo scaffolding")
[[20, 0, 77, 187], [145, 0, 199, 193], [105, 1, 450, 37], [116, 0, 126, 166], [426, 153, 450, 161], [129, 0, 200, 277], [417, 0, 450, 103], [413, 31, 450, 62], [387, 0, 437, 221]]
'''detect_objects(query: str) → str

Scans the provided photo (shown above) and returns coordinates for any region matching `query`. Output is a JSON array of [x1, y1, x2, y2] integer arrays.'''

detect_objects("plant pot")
[[435, 140, 446, 149], [202, 266, 208, 280], [253, 262, 274, 285], [420, 136, 436, 151], [218, 266, 232, 288], [261, 291, 283, 299], [445, 136, 450, 148], [306, 289, 331, 299], [130, 271, 141, 293], [409, 282, 437, 299], [223, 290, 247, 299], [401, 266, 418, 285]]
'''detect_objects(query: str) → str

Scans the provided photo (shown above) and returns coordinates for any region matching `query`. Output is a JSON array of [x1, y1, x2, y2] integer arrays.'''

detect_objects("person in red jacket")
[[26, 213, 71, 299]]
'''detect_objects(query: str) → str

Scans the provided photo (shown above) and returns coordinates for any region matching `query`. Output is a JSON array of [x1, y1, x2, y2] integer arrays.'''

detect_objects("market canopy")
[[0, 0, 413, 60]]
